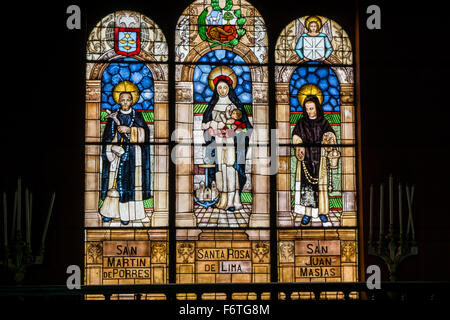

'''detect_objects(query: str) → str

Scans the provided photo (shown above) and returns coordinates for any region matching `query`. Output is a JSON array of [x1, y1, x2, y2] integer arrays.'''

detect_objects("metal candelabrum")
[[367, 174, 418, 281], [1, 177, 55, 283]]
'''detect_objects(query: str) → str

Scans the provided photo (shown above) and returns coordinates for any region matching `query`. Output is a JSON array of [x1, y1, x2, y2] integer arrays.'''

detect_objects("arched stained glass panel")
[[175, 0, 270, 291], [276, 16, 359, 290], [84, 11, 169, 294]]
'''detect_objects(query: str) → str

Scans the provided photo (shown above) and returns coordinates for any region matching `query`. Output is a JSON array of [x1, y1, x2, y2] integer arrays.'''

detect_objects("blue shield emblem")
[[114, 28, 141, 56]]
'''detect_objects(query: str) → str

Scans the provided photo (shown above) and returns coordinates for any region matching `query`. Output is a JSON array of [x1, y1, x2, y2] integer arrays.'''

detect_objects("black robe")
[[100, 109, 151, 204], [202, 82, 252, 191], [292, 105, 334, 207]]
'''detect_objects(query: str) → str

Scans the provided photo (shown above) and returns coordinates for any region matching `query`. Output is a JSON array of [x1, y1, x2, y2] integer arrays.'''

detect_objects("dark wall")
[[359, 1, 450, 280], [2, 0, 448, 284]]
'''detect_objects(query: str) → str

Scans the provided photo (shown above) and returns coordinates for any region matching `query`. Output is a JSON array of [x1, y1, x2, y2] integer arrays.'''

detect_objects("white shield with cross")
[[302, 36, 325, 60]]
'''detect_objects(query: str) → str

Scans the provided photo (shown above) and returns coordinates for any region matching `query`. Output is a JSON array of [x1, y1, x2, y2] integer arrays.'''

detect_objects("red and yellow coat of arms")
[[114, 27, 141, 56]]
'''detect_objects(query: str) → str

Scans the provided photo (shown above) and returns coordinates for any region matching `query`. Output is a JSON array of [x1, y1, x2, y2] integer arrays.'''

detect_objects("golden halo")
[[304, 16, 323, 32], [112, 81, 140, 106], [298, 84, 323, 108], [208, 66, 237, 90]]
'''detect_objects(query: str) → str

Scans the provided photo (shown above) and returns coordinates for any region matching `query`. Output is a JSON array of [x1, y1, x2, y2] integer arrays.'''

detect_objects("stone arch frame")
[[275, 17, 356, 228], [86, 10, 168, 62], [84, 12, 169, 228], [175, 45, 270, 228]]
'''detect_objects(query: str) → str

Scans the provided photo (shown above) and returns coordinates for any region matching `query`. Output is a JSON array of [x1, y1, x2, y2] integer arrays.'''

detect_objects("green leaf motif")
[[237, 17, 246, 26], [211, 0, 220, 10], [224, 0, 233, 10], [229, 38, 238, 46], [237, 28, 246, 37], [198, 9, 208, 41], [211, 0, 233, 11]]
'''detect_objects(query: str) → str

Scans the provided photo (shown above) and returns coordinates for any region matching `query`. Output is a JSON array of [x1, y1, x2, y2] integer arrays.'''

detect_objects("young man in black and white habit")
[[292, 95, 339, 226]]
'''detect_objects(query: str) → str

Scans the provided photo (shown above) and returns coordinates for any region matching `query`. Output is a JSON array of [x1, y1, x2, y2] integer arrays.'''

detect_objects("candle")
[[406, 185, 411, 236], [3, 192, 7, 247], [379, 183, 384, 239], [25, 188, 30, 245], [399, 183, 403, 237], [29, 191, 33, 242], [411, 185, 416, 240], [369, 184, 374, 242], [11, 191, 17, 241], [406, 185, 415, 241], [41, 192, 56, 248], [389, 174, 393, 227], [17, 177, 21, 233]]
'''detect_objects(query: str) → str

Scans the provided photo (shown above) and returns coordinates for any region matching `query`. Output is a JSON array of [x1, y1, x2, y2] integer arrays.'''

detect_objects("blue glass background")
[[101, 57, 154, 111], [289, 63, 340, 112], [193, 50, 252, 104]]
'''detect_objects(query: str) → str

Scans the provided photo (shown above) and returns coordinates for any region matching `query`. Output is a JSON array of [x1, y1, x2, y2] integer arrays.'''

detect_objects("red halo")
[[213, 75, 233, 87]]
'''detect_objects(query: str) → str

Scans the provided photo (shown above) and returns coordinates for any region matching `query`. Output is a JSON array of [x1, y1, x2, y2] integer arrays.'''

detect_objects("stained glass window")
[[275, 16, 359, 291], [175, 0, 270, 291], [82, 6, 361, 300], [85, 11, 169, 297]]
